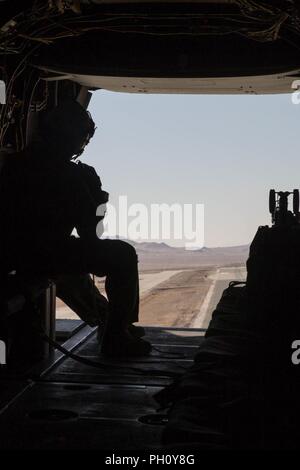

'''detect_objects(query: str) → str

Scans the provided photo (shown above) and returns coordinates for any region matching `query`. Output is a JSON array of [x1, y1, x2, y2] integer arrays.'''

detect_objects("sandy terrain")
[[56, 243, 248, 329], [56, 269, 183, 320], [56, 265, 246, 328], [191, 266, 247, 328], [139, 270, 182, 295], [139, 269, 212, 327]]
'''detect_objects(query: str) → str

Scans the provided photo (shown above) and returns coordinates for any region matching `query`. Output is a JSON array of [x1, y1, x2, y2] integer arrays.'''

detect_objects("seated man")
[[0, 100, 151, 357]]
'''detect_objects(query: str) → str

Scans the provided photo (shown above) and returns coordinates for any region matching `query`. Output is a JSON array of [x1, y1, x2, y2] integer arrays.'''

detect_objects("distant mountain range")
[[129, 241, 177, 252], [124, 240, 249, 270]]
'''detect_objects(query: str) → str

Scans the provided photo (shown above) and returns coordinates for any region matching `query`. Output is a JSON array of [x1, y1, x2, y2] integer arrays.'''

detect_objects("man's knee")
[[87, 239, 138, 274], [113, 240, 138, 267]]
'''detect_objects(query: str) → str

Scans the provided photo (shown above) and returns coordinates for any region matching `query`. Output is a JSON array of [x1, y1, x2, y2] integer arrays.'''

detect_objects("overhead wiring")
[[0, 2, 299, 52], [0, 0, 299, 148]]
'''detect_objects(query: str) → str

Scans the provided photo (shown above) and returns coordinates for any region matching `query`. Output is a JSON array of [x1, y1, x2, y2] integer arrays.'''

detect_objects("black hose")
[[40, 331, 183, 379]]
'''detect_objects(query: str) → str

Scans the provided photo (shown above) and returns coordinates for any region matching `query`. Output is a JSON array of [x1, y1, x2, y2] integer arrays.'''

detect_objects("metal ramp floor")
[[0, 326, 205, 450]]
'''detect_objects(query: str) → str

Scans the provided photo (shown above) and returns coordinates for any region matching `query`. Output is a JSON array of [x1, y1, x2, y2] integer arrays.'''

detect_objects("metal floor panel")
[[0, 327, 204, 450], [0, 382, 163, 450], [55, 319, 85, 341], [46, 327, 204, 387], [0, 380, 32, 412]]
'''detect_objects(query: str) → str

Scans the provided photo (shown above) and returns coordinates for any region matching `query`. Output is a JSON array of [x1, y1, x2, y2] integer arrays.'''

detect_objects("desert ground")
[[56, 243, 248, 329]]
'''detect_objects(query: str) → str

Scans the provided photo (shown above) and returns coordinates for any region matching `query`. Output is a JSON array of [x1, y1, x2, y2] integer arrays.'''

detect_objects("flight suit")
[[0, 143, 139, 334]]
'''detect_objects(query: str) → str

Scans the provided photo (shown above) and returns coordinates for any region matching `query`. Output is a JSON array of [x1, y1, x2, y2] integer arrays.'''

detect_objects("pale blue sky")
[[83, 90, 300, 247]]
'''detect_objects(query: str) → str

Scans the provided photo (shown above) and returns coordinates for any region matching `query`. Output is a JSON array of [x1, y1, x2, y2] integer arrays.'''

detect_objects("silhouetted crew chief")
[[0, 100, 151, 357]]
